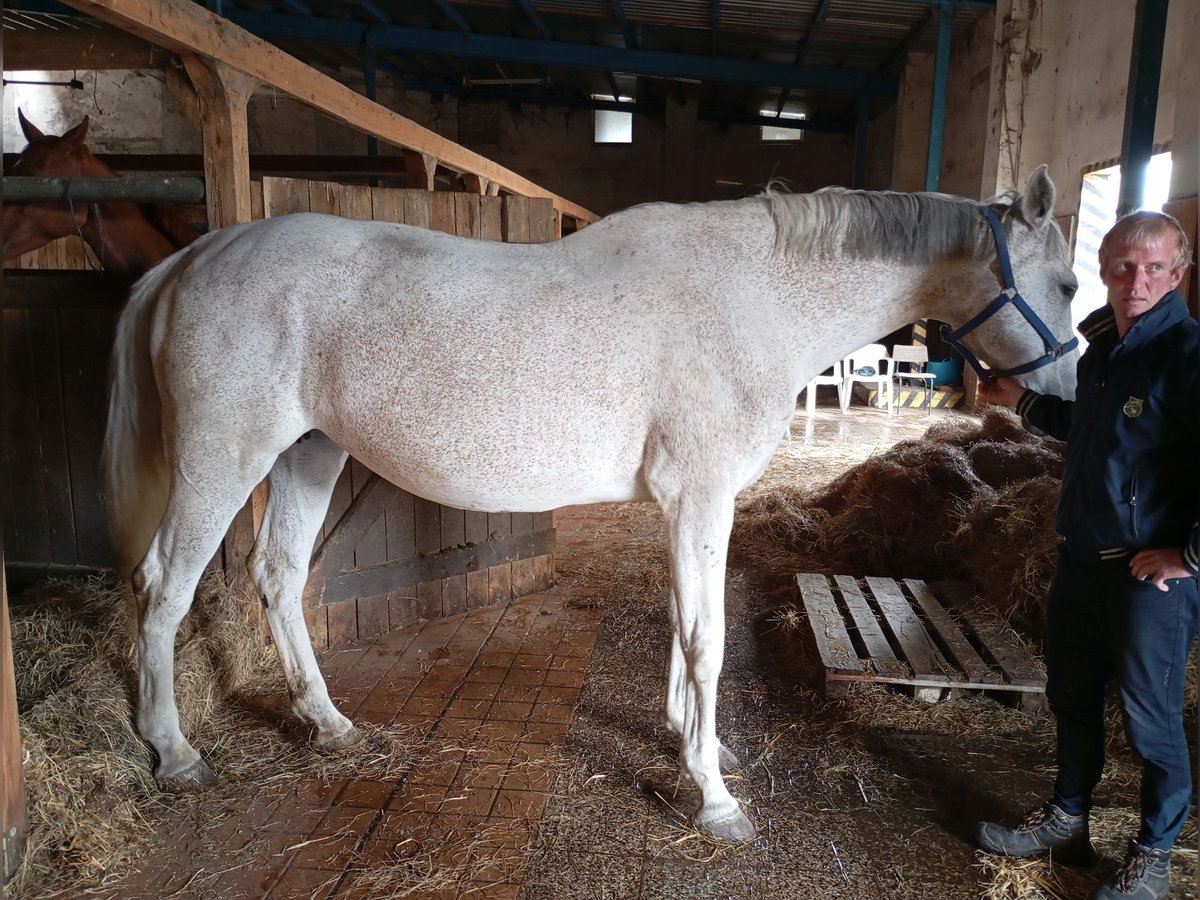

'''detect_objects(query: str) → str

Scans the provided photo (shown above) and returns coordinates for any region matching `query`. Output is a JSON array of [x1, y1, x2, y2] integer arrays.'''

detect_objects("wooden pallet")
[[796, 574, 1045, 707]]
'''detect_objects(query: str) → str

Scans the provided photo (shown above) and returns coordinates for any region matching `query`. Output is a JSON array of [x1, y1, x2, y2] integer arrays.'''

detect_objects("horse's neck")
[[83, 201, 192, 279], [771, 254, 975, 382]]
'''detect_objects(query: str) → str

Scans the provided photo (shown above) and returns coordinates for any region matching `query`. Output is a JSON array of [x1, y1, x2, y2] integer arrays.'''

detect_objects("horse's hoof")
[[157, 758, 217, 788], [315, 724, 363, 753], [718, 743, 740, 774], [693, 807, 756, 842]]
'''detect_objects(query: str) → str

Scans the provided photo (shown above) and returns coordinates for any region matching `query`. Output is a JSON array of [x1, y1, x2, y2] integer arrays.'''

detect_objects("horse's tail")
[[103, 257, 179, 579]]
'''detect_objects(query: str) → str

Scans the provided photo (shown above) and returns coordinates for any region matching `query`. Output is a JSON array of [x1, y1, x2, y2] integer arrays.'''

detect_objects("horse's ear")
[[60, 116, 90, 151], [17, 108, 45, 142], [1020, 164, 1056, 230]]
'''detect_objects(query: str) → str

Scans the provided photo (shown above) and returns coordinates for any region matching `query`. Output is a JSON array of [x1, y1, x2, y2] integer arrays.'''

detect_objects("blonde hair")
[[1099, 210, 1192, 271]]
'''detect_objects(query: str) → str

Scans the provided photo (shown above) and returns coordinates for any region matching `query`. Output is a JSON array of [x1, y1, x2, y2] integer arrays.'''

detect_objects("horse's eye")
[[1061, 281, 1077, 300]]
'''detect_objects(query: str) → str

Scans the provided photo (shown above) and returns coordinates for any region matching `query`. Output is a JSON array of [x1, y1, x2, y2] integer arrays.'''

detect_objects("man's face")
[[1100, 234, 1184, 333]]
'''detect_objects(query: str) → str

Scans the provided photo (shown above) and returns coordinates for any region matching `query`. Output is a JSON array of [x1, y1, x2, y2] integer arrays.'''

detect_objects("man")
[[974, 210, 1199, 900]]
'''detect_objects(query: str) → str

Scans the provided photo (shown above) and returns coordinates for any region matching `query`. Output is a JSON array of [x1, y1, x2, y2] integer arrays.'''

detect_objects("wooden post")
[[1, 558, 25, 886], [182, 54, 257, 227], [182, 54, 265, 618]]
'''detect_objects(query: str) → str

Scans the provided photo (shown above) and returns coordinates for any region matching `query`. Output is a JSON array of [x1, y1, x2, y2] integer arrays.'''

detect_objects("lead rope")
[[63, 179, 97, 271]]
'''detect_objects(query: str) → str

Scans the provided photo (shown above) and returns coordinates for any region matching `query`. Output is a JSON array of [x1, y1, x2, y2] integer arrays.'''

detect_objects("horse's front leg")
[[665, 616, 739, 774], [658, 489, 756, 842], [248, 436, 360, 751]]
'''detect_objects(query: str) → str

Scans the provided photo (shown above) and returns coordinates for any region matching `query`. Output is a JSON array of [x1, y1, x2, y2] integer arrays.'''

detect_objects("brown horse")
[[3, 110, 198, 279]]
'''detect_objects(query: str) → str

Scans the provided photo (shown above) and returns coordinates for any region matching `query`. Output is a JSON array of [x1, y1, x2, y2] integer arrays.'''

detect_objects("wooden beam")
[[58, 0, 598, 223], [5, 22, 172, 71], [402, 150, 437, 192]]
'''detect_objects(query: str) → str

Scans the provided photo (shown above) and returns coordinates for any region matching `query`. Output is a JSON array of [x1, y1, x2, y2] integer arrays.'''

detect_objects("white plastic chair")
[[891, 343, 937, 414], [840, 343, 892, 412], [802, 358, 845, 416]]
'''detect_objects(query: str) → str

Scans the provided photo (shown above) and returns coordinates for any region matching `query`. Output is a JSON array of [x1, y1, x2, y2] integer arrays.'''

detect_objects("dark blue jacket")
[[1015, 290, 1199, 572]]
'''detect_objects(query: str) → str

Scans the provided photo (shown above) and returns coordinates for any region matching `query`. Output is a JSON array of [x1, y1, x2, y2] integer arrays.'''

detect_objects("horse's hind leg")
[[136, 466, 276, 784], [247, 433, 359, 751]]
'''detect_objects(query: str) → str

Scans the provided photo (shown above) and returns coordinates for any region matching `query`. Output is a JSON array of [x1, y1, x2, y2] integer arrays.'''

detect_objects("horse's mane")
[[767, 186, 1004, 263], [141, 201, 200, 251]]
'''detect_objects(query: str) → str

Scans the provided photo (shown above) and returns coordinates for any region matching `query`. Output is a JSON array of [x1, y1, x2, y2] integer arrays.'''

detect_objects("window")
[[1071, 152, 1173, 334], [760, 108, 806, 142], [593, 95, 634, 144]]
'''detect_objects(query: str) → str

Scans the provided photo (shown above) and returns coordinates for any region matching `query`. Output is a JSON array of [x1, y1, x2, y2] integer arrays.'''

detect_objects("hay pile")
[[737, 408, 1065, 637], [8, 575, 421, 898]]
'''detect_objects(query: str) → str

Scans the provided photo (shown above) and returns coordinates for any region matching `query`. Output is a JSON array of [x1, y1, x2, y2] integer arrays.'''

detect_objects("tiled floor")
[[103, 514, 606, 900]]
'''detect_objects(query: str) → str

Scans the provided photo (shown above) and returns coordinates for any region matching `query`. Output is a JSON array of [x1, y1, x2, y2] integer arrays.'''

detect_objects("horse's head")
[[4, 110, 196, 279], [3, 111, 116, 261], [944, 165, 1079, 399]]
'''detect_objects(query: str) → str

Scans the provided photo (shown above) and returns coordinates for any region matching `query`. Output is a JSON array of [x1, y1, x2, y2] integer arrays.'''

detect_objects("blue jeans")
[[1046, 545, 1198, 849]]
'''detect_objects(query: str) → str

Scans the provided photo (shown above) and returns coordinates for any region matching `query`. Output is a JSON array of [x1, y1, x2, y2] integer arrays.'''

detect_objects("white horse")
[[105, 166, 1077, 841]]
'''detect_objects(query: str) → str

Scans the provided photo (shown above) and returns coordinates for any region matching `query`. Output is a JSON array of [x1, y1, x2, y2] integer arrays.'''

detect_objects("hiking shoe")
[[1089, 841, 1170, 899], [976, 802, 1094, 863]]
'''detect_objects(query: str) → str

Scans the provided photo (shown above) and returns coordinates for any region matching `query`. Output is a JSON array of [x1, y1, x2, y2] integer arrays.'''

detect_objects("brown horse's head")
[[4, 110, 198, 279]]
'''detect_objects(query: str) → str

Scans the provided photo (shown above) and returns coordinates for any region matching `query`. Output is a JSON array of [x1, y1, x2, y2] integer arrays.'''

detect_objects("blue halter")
[[941, 205, 1078, 382]]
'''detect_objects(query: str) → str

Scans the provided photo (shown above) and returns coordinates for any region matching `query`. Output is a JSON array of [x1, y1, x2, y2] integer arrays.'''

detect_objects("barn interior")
[[1, 1, 1199, 899]]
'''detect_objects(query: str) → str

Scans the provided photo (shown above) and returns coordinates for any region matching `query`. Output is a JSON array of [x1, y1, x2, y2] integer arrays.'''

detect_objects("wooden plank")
[[350, 463, 387, 569], [416, 580, 442, 622], [831, 575, 906, 678], [326, 598, 358, 647], [2, 310, 51, 563], [371, 187, 405, 224], [440, 503, 467, 617], [1, 561, 27, 885], [320, 529, 555, 606], [388, 588, 419, 631], [6, 21, 171, 70], [488, 562, 512, 606], [401, 190, 432, 230], [28, 309, 78, 565], [385, 489, 416, 563], [955, 606, 1045, 688], [504, 195, 531, 243], [356, 593, 389, 641], [2, 271, 128, 310], [338, 184, 374, 220], [251, 178, 265, 220], [312, 470, 387, 574], [466, 569, 491, 610], [464, 509, 490, 608], [480, 195, 504, 242], [528, 197, 555, 243], [512, 557, 537, 598], [413, 496, 442, 556], [431, 191, 456, 235], [304, 603, 329, 650], [307, 179, 341, 216], [865, 577, 952, 682], [261, 175, 311, 217], [454, 192, 481, 238], [904, 580, 999, 684], [531, 552, 555, 593], [795, 574, 860, 675], [58, 307, 118, 567], [511, 512, 534, 536]]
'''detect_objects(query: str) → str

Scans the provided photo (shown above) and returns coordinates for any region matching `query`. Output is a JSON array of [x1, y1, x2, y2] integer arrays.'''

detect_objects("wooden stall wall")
[[2, 182, 558, 646]]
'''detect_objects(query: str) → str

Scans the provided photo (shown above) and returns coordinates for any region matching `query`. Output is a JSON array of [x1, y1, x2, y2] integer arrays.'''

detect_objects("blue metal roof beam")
[[514, 0, 553, 41], [223, 10, 899, 97], [775, 0, 833, 115], [610, 0, 638, 50], [358, 0, 392, 25], [711, 0, 720, 54], [429, 0, 470, 33]]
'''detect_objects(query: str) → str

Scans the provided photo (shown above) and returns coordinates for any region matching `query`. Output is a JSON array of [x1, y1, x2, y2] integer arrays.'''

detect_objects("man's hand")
[[976, 376, 1025, 408], [1129, 548, 1194, 591]]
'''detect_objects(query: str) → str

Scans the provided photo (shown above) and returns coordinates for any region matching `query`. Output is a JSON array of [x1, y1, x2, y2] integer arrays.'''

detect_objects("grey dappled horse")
[[105, 166, 1077, 841]]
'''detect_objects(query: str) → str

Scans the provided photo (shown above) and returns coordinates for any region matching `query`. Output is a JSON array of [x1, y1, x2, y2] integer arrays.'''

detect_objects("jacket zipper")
[[1129, 469, 1140, 543]]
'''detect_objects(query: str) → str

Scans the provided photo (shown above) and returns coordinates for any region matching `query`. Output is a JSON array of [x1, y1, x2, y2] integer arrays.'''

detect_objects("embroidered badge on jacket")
[[1122, 396, 1144, 418]]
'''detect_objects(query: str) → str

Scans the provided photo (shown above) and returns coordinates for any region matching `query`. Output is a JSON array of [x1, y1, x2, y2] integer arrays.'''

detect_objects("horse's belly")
[[331, 430, 650, 513]]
